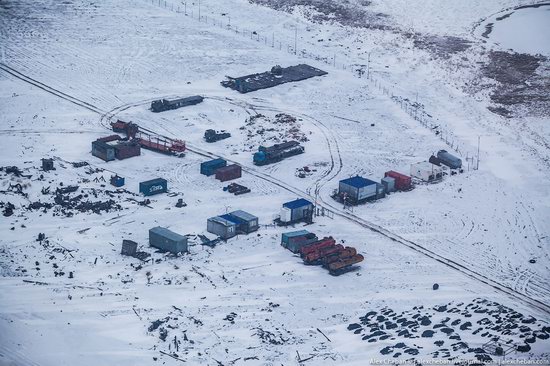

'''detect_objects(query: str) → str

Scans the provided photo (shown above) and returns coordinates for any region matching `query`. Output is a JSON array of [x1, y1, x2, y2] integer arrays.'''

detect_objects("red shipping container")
[[384, 170, 411, 191], [215, 164, 242, 182]]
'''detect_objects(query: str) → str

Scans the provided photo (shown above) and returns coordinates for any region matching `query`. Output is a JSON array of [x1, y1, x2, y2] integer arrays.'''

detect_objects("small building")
[[110, 175, 125, 187], [338, 176, 377, 204], [280, 198, 314, 224], [92, 140, 116, 162], [215, 164, 242, 182], [121, 239, 138, 256], [41, 158, 54, 171], [384, 171, 412, 191], [227, 210, 259, 233], [139, 178, 168, 196], [410, 161, 444, 182], [381, 176, 396, 193], [207, 216, 237, 240], [200, 158, 227, 176], [149, 227, 188, 254], [114, 140, 141, 160], [281, 230, 318, 253], [376, 183, 385, 199]]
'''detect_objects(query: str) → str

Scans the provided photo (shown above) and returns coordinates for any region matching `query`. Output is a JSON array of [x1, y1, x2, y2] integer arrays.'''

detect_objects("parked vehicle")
[[151, 95, 203, 113], [253, 141, 304, 166]]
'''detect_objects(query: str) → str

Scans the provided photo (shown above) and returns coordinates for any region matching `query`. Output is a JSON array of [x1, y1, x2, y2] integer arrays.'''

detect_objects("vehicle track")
[[2, 63, 550, 317]]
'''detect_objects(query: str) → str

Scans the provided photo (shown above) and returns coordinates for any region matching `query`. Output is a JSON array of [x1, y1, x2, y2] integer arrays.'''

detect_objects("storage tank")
[[437, 150, 462, 169]]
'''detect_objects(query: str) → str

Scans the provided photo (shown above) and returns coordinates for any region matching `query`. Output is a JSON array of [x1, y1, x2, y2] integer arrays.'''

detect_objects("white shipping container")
[[280, 207, 292, 223]]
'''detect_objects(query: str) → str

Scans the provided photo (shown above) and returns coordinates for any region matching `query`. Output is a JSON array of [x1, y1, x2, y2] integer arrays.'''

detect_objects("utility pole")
[[294, 26, 297, 55], [367, 52, 371, 79], [477, 135, 481, 170], [198, 0, 201, 21]]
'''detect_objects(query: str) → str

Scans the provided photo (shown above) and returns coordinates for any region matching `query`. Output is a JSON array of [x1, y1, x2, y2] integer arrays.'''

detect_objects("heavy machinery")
[[110, 120, 185, 156], [204, 129, 231, 143], [253, 141, 304, 166], [299, 237, 336, 258], [303, 244, 343, 265]]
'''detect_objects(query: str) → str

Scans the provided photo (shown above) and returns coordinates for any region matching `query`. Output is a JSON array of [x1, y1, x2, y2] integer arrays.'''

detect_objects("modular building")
[[381, 176, 396, 193], [114, 141, 141, 160], [139, 178, 168, 196], [121, 239, 138, 256], [338, 176, 377, 204], [215, 164, 242, 182], [281, 230, 319, 253], [227, 210, 259, 233], [149, 227, 188, 254], [280, 198, 314, 224], [92, 140, 116, 162], [384, 171, 412, 191], [200, 158, 227, 176], [410, 162, 444, 182], [207, 216, 237, 240]]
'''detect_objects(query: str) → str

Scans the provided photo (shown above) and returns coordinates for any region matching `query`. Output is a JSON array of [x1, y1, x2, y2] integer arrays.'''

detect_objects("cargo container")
[[200, 158, 227, 176], [139, 178, 168, 196], [110, 175, 125, 187], [121, 239, 137, 256], [280, 198, 313, 224], [281, 230, 318, 253], [410, 161, 444, 182], [338, 176, 377, 204], [149, 227, 188, 254], [384, 171, 412, 191], [381, 176, 395, 193], [207, 216, 237, 240], [92, 140, 116, 162], [227, 210, 258, 233], [114, 140, 141, 160], [215, 164, 242, 182], [437, 150, 462, 169]]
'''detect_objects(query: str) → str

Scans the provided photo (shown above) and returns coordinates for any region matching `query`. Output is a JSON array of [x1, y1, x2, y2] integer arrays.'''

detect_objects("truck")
[[253, 141, 304, 166]]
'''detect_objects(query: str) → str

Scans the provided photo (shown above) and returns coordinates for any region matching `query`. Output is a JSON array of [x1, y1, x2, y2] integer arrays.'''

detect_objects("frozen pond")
[[481, 4, 550, 56]]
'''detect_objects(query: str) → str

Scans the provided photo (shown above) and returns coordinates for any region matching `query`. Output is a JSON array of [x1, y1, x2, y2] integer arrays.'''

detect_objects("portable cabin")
[[227, 210, 259, 233], [338, 176, 377, 203], [280, 198, 314, 224], [381, 176, 396, 193], [384, 171, 412, 191], [41, 158, 54, 171], [92, 140, 116, 162], [110, 175, 125, 187], [200, 158, 227, 176], [121, 239, 138, 256], [114, 141, 141, 160], [139, 178, 168, 196], [215, 164, 242, 182], [149, 227, 188, 254], [281, 230, 319, 253], [207, 216, 237, 240], [410, 162, 444, 182]]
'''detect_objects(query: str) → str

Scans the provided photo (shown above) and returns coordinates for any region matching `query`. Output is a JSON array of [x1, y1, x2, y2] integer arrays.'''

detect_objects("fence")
[[145, 0, 480, 169]]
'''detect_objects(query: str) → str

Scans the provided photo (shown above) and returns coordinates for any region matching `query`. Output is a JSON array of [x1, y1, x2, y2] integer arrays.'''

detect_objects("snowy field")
[[1, 0, 549, 365]]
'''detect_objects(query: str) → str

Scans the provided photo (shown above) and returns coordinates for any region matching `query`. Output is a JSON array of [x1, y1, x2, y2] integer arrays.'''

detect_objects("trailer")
[[137, 135, 186, 156], [410, 161, 444, 182], [253, 141, 304, 166], [149, 227, 188, 254], [437, 150, 462, 169], [151, 95, 204, 113]]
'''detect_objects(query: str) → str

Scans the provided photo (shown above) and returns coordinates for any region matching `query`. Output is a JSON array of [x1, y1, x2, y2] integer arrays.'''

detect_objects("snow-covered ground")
[[1, 0, 549, 365]]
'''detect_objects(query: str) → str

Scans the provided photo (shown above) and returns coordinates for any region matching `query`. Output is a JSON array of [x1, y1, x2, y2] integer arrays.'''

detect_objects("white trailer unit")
[[410, 161, 444, 182]]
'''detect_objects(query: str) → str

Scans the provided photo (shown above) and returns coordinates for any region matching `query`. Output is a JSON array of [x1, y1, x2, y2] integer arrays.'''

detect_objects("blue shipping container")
[[140, 178, 167, 196], [200, 158, 227, 176]]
